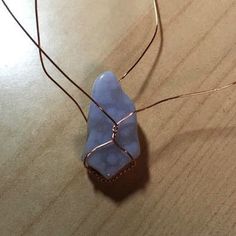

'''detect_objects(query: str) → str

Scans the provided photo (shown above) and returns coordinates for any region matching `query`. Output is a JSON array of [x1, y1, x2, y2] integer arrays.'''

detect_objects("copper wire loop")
[[2, 0, 236, 181]]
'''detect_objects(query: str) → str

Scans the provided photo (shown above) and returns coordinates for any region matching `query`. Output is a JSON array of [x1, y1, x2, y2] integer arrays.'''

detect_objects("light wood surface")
[[0, 0, 236, 235]]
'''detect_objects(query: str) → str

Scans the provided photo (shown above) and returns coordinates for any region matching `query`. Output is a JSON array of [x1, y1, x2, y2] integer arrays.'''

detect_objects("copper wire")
[[1, 0, 117, 126], [34, 0, 160, 122], [81, 0, 236, 176], [119, 0, 159, 81], [2, 0, 236, 181], [83, 116, 135, 179], [135, 81, 236, 113], [83, 79, 236, 178], [2, 0, 136, 180], [34, 0, 87, 122]]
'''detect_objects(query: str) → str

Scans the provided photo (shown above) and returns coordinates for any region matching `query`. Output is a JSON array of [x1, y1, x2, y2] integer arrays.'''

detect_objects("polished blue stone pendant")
[[83, 71, 140, 180]]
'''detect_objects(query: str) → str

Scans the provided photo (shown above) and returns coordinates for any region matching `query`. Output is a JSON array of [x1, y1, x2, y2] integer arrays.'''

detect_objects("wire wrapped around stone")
[[83, 120, 136, 182], [82, 72, 140, 180], [84, 114, 135, 164]]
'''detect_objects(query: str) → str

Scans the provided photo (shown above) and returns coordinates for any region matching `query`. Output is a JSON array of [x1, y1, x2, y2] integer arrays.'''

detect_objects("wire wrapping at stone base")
[[83, 112, 136, 181]]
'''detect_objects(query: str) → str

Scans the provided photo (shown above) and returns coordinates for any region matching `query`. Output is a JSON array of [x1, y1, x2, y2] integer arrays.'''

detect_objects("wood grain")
[[0, 0, 236, 235]]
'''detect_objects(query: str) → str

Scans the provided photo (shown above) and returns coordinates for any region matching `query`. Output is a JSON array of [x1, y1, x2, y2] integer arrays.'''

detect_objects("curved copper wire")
[[33, 0, 160, 122], [83, 140, 113, 168], [83, 78, 236, 180], [2, 0, 236, 181], [34, 0, 87, 122], [83, 137, 134, 170], [1, 0, 117, 126], [83, 116, 135, 180], [119, 0, 159, 81], [135, 80, 236, 113], [88, 160, 136, 183]]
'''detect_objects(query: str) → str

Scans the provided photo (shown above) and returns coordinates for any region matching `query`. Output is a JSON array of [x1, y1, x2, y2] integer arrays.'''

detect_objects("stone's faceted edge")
[[83, 71, 140, 179]]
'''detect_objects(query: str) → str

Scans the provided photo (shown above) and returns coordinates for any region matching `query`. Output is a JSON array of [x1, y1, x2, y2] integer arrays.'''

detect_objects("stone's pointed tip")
[[97, 71, 117, 81], [92, 71, 120, 96]]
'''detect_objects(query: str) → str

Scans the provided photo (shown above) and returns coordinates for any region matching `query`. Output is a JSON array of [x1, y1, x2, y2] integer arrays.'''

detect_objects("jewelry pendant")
[[83, 71, 140, 180]]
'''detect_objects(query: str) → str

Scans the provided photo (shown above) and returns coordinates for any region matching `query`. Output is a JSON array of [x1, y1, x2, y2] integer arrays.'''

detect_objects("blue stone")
[[83, 71, 140, 179]]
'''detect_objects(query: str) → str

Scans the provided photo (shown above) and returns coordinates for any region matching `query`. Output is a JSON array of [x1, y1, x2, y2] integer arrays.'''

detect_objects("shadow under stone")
[[88, 125, 150, 202]]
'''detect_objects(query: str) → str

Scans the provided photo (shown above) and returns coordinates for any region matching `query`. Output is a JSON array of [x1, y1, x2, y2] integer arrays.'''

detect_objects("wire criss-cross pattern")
[[2, 0, 236, 181], [33, 0, 160, 123], [83, 115, 135, 179], [33, 0, 159, 180]]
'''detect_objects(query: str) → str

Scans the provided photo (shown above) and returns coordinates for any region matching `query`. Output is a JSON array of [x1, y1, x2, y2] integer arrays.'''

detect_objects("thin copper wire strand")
[[113, 79, 236, 127], [83, 116, 135, 169], [113, 140, 134, 161], [135, 81, 236, 113], [114, 80, 236, 125], [83, 140, 113, 168], [88, 160, 136, 182], [119, 0, 159, 81], [84, 138, 134, 170], [1, 0, 117, 126], [34, 0, 87, 122]]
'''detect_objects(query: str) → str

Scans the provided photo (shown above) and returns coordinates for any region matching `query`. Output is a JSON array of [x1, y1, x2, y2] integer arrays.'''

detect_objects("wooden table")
[[0, 0, 236, 235]]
